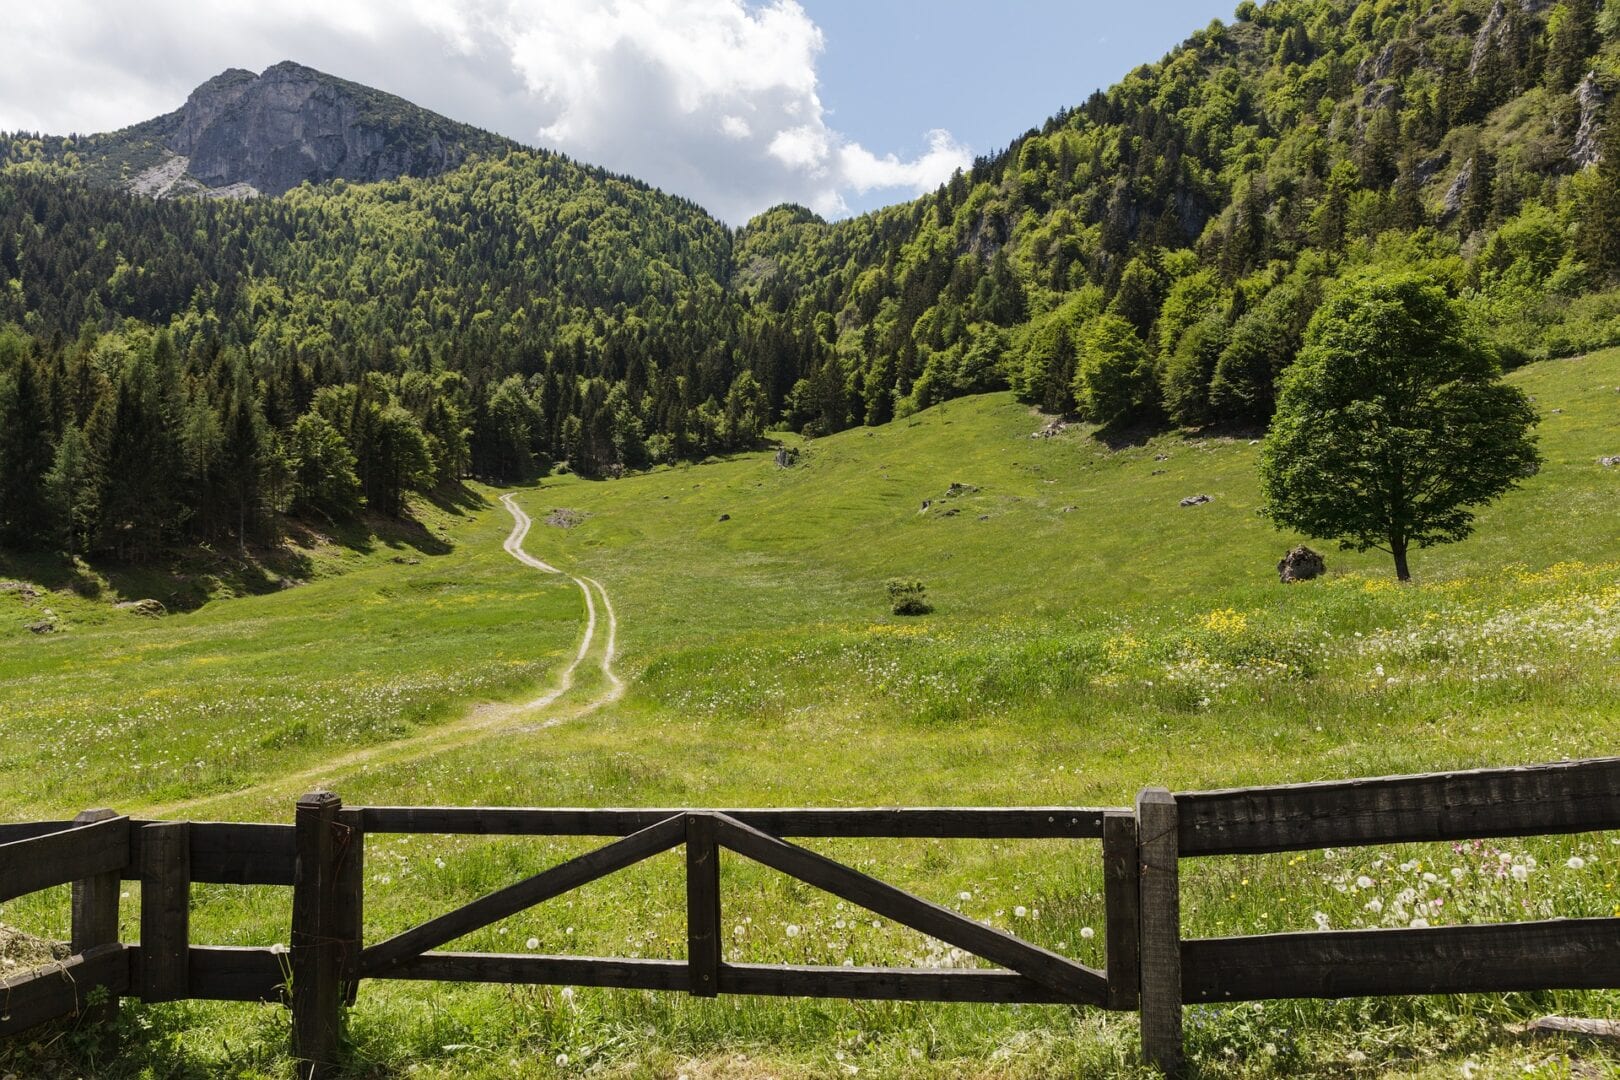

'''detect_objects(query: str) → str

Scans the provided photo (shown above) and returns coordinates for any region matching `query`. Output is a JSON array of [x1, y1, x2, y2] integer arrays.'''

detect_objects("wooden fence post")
[[1136, 788, 1183, 1077], [137, 821, 190, 1001], [292, 791, 343, 1080], [71, 808, 122, 1023], [335, 809, 365, 1007], [686, 813, 720, 997], [1103, 809, 1140, 1010]]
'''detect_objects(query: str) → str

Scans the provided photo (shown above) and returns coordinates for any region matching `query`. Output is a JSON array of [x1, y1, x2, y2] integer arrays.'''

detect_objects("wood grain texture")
[[360, 813, 685, 974], [357, 806, 1107, 839], [1177, 758, 1620, 856], [292, 791, 343, 1080], [719, 963, 1081, 1003], [1182, 918, 1620, 1002], [713, 813, 1107, 1005], [375, 951, 688, 991], [1137, 788, 1183, 1077], [686, 813, 721, 998], [137, 822, 190, 1001], [0, 812, 127, 904], [0, 943, 129, 1036], [187, 945, 289, 1003], [1103, 809, 1140, 1011]]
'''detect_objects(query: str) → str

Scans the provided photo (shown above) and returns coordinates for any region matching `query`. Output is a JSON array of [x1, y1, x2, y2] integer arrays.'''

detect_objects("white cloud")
[[0, 0, 971, 224]]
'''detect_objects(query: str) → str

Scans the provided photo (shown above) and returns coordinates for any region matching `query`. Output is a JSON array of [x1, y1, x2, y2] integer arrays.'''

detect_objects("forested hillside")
[[2, 0, 1619, 561]]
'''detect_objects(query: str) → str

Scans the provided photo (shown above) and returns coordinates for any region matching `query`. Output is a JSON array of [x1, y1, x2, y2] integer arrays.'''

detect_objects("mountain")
[[38, 61, 517, 198], [0, 0, 1617, 560]]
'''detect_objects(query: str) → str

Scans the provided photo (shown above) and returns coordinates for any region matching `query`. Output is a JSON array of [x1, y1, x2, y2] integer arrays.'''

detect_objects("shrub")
[[885, 578, 933, 616]]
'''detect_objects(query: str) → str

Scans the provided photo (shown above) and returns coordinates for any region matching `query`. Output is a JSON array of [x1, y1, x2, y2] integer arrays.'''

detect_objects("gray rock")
[[115, 599, 167, 617], [774, 446, 799, 468], [1278, 545, 1327, 583], [1600, 456, 1620, 467], [717, 513, 730, 522], [1443, 158, 1474, 217], [545, 509, 585, 528], [1179, 494, 1213, 507], [0, 581, 40, 601], [27, 620, 56, 634], [1574, 73, 1608, 169]]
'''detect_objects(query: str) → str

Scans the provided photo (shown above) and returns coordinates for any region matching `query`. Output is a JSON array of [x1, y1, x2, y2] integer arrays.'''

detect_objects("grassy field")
[[1, 351, 1618, 1078]]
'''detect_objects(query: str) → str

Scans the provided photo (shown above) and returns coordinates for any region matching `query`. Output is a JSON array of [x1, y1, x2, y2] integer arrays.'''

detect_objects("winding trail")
[[141, 492, 621, 817]]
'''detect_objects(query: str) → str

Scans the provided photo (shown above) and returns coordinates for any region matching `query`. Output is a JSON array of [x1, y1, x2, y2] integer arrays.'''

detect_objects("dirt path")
[[141, 493, 621, 817]]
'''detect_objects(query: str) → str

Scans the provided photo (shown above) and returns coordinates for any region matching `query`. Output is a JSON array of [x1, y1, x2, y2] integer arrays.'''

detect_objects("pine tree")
[[0, 352, 55, 548], [44, 425, 99, 556], [1579, 109, 1620, 278]]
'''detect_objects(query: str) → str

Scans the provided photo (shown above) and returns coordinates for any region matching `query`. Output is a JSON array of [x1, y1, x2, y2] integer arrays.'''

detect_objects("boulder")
[[116, 598, 167, 616], [0, 581, 40, 601], [717, 513, 730, 522], [774, 446, 799, 468], [1278, 546, 1327, 583], [1600, 456, 1620, 467], [1030, 418, 1067, 439], [1179, 494, 1213, 507]]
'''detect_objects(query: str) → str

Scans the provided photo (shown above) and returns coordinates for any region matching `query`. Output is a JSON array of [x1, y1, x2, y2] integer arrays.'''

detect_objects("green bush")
[[885, 578, 933, 616]]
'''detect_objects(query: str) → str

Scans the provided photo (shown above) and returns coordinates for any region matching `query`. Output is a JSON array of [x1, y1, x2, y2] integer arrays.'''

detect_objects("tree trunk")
[[1393, 542, 1411, 583]]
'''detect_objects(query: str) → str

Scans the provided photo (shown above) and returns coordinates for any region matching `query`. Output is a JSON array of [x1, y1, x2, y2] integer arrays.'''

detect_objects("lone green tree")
[[1258, 274, 1540, 582]]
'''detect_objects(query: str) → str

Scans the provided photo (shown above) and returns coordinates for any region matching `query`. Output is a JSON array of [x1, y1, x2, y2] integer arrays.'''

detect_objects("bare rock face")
[[1278, 546, 1327, 583], [1443, 158, 1474, 217], [131, 61, 513, 198], [1574, 73, 1607, 170]]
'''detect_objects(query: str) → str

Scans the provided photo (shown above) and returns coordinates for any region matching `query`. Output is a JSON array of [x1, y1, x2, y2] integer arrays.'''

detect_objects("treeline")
[[3, 0, 1620, 558]]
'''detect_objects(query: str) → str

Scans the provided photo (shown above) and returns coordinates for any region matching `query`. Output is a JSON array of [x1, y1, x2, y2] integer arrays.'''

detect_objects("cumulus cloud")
[[0, 0, 970, 224]]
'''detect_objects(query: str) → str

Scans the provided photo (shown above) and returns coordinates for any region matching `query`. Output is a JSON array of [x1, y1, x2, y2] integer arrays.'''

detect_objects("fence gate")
[[2, 757, 1618, 1080]]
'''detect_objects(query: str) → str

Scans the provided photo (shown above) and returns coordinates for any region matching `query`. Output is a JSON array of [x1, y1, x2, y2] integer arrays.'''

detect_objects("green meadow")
[[2, 350, 1619, 1078]]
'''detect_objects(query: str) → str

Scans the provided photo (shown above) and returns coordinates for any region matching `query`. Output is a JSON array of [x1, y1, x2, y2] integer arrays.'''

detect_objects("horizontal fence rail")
[[0, 757, 1615, 1079]]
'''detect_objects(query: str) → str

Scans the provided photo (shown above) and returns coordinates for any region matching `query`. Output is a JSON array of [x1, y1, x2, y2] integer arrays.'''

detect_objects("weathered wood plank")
[[186, 822, 297, 885], [292, 791, 343, 1080], [137, 822, 190, 1002], [376, 952, 689, 991], [1102, 809, 1140, 1011], [686, 813, 720, 998], [0, 813, 127, 904], [1137, 788, 1183, 1077], [1182, 918, 1620, 1002], [187, 945, 289, 1003], [712, 813, 1107, 1005], [720, 963, 1078, 1003], [1177, 758, 1620, 856], [1519, 1016, 1620, 1043], [0, 943, 130, 1036], [360, 814, 686, 975], [0, 821, 74, 845], [356, 806, 1107, 839], [334, 810, 364, 1006]]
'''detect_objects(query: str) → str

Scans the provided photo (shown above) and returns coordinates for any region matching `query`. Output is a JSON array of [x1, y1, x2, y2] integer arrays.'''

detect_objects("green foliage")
[[287, 412, 364, 521], [1072, 314, 1153, 425], [885, 578, 933, 616], [1259, 273, 1541, 580]]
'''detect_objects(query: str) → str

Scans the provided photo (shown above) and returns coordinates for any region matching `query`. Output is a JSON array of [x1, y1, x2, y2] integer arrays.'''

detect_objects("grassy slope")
[[1, 352, 1618, 1079]]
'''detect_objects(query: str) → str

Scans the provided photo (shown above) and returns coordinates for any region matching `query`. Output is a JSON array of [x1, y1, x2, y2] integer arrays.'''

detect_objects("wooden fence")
[[2, 757, 1617, 1079]]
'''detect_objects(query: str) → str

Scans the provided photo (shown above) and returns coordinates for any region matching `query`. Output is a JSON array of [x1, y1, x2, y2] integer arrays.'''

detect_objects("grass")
[[1, 351, 1619, 1077]]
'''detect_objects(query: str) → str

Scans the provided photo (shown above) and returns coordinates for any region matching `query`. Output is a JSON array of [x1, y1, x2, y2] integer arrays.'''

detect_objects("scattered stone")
[[919, 499, 932, 512], [1030, 418, 1068, 439], [390, 555, 421, 566], [940, 508, 960, 517], [1152, 469, 1167, 476], [27, 615, 56, 634], [115, 598, 167, 616], [1248, 439, 1261, 445], [545, 509, 586, 528], [977, 514, 990, 521], [1179, 494, 1213, 507], [0, 581, 40, 601], [774, 446, 799, 468], [717, 513, 731, 522], [1154, 453, 1170, 462], [1600, 456, 1620, 467], [1277, 546, 1327, 584], [1060, 506, 1077, 513], [944, 482, 979, 497]]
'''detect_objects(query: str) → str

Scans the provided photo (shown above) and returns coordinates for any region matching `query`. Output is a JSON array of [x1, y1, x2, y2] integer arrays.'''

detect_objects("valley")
[[3, 352, 1617, 1078]]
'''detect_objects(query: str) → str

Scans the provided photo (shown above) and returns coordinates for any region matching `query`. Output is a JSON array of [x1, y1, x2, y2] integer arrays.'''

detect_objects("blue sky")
[[2, 1, 1238, 223]]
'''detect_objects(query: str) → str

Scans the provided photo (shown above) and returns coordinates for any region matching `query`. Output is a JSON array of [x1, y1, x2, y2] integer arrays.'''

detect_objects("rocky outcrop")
[[1278, 546, 1326, 583], [170, 62, 495, 195], [1574, 73, 1607, 169]]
